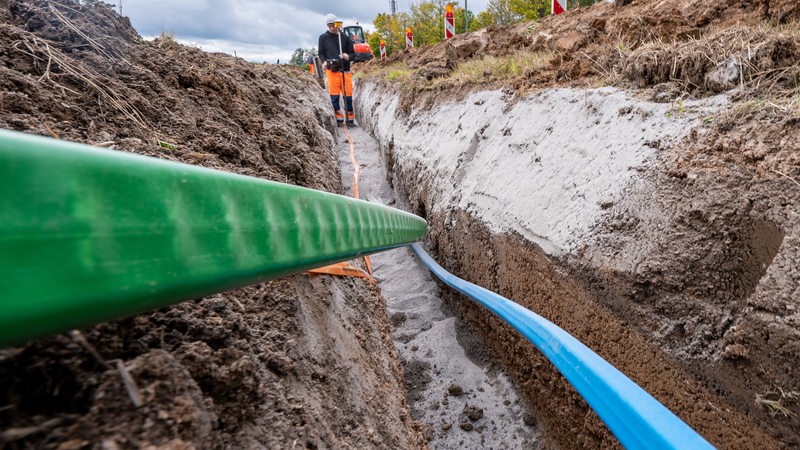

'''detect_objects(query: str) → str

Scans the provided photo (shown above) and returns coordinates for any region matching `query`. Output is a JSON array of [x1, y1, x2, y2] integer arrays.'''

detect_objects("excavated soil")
[[2, 0, 800, 448], [0, 1, 424, 448], [357, 0, 800, 448]]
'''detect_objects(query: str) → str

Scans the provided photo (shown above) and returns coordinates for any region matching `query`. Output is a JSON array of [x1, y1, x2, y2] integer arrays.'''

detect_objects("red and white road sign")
[[445, 4, 455, 39], [553, 0, 566, 14], [406, 27, 413, 48], [380, 39, 386, 59]]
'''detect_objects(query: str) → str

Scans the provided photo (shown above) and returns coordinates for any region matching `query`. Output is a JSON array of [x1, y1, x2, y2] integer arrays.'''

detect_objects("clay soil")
[[0, 0, 424, 448], [359, 0, 800, 448]]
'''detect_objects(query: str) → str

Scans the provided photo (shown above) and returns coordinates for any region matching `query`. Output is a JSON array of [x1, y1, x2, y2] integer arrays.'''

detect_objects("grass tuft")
[[443, 51, 553, 85], [755, 388, 799, 419]]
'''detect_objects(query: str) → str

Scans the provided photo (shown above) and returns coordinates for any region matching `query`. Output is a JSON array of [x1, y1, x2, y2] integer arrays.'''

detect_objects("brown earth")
[[358, 0, 800, 448], [2, 0, 799, 448], [0, 0, 424, 448]]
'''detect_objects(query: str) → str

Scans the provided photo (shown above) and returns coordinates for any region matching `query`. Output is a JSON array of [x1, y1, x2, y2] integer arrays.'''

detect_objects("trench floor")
[[335, 126, 539, 448]]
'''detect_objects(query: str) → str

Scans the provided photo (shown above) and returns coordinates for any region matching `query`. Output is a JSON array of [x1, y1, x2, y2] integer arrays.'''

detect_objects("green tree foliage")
[[468, 0, 603, 29], [509, 0, 550, 20], [404, 1, 473, 47], [454, 6, 473, 34], [366, 31, 384, 59], [486, 0, 521, 24], [370, 0, 605, 54], [484, 0, 549, 25], [470, 10, 496, 30], [370, 12, 410, 58], [407, 1, 442, 46], [370, 1, 478, 53], [289, 48, 309, 67]]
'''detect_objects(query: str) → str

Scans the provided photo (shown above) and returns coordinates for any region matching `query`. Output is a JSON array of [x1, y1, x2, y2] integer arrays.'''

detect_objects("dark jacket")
[[318, 30, 354, 72]]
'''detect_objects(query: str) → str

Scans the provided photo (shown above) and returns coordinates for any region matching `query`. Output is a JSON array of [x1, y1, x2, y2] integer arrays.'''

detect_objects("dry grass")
[[619, 21, 800, 95], [715, 87, 800, 129], [755, 388, 799, 419], [362, 50, 553, 91], [9, 1, 153, 136], [363, 62, 415, 83], [48, 2, 127, 61], [159, 30, 176, 42], [442, 51, 553, 85]]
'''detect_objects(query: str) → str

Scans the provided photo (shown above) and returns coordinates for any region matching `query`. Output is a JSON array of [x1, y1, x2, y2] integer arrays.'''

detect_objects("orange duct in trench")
[[305, 123, 374, 280], [307, 262, 376, 283]]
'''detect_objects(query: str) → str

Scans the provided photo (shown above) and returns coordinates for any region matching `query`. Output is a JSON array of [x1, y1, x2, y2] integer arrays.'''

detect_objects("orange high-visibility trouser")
[[325, 70, 353, 97], [325, 70, 354, 122]]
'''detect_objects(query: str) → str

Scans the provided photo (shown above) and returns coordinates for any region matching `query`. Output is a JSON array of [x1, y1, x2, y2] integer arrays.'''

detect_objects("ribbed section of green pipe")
[[0, 129, 426, 347]]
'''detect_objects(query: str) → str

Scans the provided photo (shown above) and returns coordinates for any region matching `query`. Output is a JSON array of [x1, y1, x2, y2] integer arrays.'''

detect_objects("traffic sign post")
[[445, 4, 455, 39]]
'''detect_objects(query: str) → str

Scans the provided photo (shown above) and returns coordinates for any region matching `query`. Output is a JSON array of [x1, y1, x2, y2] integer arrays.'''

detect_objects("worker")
[[307, 54, 315, 75], [318, 13, 356, 128]]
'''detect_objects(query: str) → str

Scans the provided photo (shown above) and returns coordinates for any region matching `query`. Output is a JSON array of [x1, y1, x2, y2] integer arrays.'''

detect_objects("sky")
[[122, 0, 490, 64]]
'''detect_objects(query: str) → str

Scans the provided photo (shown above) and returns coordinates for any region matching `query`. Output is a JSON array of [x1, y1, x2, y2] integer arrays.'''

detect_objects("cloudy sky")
[[122, 0, 490, 64]]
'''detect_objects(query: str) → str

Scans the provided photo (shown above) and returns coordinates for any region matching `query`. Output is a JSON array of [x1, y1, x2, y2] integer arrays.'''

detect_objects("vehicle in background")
[[342, 24, 374, 62]]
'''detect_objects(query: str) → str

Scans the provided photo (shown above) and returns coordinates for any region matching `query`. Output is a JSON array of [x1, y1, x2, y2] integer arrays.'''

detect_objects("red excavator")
[[342, 24, 373, 62]]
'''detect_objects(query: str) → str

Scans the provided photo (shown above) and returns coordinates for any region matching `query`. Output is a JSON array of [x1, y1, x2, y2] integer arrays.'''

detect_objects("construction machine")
[[342, 24, 373, 62]]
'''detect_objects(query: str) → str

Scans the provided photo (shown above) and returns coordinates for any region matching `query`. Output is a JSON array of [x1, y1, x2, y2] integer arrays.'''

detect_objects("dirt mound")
[[362, 0, 800, 102], [1, 0, 336, 189], [0, 1, 424, 448]]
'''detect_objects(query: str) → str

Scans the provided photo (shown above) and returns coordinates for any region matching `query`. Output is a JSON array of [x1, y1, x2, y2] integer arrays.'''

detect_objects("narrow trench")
[[335, 128, 540, 448]]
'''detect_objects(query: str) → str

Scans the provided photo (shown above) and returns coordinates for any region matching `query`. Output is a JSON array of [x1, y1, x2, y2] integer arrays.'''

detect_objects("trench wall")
[[355, 80, 797, 448]]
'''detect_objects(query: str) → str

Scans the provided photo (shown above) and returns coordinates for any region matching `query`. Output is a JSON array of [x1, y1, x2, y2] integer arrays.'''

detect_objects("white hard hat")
[[325, 14, 337, 25]]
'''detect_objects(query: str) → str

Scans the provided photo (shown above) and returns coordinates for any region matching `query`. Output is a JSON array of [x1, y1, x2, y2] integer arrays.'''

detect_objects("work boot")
[[346, 120, 357, 128], [336, 120, 344, 127]]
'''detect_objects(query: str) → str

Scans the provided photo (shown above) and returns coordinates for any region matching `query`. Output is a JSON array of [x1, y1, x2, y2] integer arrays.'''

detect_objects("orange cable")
[[341, 123, 372, 275], [304, 122, 373, 280]]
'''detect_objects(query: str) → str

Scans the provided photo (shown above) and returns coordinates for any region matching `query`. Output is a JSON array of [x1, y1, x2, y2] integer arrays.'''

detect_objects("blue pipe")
[[410, 243, 714, 450]]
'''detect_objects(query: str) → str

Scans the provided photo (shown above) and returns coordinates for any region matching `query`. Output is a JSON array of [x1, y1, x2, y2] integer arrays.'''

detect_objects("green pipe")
[[0, 129, 426, 347]]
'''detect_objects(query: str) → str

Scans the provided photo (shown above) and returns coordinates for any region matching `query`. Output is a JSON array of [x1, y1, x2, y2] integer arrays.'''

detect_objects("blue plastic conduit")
[[410, 243, 715, 450]]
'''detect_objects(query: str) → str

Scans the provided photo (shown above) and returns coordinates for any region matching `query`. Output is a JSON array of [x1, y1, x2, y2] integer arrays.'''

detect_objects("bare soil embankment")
[[0, 1, 424, 448], [357, 0, 799, 447]]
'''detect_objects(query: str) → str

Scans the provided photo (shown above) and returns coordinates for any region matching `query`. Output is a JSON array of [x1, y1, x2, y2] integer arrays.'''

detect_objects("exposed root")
[[70, 330, 110, 369], [114, 359, 143, 408], [0, 418, 63, 444], [755, 388, 799, 419], [12, 35, 150, 132], [771, 168, 800, 188], [621, 23, 800, 95]]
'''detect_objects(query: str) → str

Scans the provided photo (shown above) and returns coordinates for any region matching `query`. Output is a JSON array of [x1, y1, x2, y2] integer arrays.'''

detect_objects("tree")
[[486, 0, 521, 25], [453, 4, 474, 34], [510, 0, 550, 20], [470, 10, 496, 30], [405, 1, 473, 47], [407, 0, 446, 46], [371, 0, 559, 54], [371, 12, 409, 58], [370, 0, 607, 52], [289, 48, 308, 67]]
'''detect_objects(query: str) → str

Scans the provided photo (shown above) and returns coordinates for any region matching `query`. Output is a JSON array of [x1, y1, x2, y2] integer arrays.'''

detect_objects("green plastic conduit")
[[0, 129, 427, 347]]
